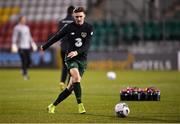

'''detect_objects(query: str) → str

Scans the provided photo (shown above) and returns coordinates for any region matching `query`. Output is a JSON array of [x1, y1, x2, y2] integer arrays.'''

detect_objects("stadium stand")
[[143, 21, 163, 41], [0, 0, 180, 51], [121, 21, 140, 42], [0, 0, 87, 48]]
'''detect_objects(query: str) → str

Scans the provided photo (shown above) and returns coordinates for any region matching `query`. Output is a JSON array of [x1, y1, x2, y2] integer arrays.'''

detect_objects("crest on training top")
[[81, 32, 87, 38]]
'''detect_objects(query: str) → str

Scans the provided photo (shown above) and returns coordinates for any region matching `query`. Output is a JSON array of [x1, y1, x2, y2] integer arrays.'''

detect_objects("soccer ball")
[[115, 103, 130, 117], [107, 71, 116, 80]]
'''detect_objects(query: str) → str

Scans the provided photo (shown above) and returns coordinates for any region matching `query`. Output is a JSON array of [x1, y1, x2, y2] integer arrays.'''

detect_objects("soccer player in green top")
[[41, 7, 93, 114]]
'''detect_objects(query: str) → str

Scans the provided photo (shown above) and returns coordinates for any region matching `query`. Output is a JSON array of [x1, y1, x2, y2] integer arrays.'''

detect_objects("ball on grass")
[[107, 71, 116, 80]]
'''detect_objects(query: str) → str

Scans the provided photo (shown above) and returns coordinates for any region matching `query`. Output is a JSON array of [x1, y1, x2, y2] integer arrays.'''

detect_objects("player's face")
[[73, 12, 85, 25], [20, 16, 26, 24]]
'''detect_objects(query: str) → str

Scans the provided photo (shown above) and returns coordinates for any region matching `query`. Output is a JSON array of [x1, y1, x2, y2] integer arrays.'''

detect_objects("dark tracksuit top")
[[58, 14, 74, 52], [42, 21, 93, 61]]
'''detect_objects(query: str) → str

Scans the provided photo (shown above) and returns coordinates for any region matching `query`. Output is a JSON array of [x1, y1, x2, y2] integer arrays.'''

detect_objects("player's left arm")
[[30, 38, 37, 51], [29, 29, 37, 51]]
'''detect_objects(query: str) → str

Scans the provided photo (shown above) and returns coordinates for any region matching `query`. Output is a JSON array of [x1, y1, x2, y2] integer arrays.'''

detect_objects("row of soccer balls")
[[115, 102, 130, 117]]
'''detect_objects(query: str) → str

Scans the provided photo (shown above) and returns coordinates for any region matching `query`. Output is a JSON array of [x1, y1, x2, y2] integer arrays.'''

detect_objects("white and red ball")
[[115, 103, 130, 117]]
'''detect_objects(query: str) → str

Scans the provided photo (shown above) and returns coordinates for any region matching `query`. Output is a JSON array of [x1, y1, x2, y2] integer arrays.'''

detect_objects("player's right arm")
[[41, 25, 69, 51], [11, 26, 18, 53]]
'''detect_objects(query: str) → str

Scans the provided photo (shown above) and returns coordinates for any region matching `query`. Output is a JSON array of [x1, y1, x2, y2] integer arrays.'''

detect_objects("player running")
[[12, 16, 37, 80], [58, 5, 75, 91]]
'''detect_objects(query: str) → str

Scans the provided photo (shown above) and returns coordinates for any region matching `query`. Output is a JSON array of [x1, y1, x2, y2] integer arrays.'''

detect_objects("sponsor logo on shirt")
[[81, 32, 87, 38]]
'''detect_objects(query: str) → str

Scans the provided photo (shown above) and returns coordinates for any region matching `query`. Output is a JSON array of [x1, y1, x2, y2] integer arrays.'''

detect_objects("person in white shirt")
[[11, 16, 37, 80]]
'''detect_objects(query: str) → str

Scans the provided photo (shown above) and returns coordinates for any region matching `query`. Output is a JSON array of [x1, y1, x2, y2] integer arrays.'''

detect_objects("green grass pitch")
[[0, 69, 180, 123]]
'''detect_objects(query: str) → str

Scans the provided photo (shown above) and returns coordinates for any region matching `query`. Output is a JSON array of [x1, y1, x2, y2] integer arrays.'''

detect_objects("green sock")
[[73, 82, 82, 104], [53, 88, 71, 106]]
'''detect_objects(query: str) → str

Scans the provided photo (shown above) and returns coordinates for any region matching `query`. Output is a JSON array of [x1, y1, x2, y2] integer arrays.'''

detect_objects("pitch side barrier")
[[1, 49, 178, 70], [0, 49, 56, 68], [87, 51, 178, 70]]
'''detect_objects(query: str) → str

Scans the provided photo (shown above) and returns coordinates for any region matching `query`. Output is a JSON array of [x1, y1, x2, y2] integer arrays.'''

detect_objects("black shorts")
[[65, 59, 87, 77]]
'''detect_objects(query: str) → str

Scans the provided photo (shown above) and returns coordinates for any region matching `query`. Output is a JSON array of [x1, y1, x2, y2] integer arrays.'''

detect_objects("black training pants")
[[18, 49, 31, 76]]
